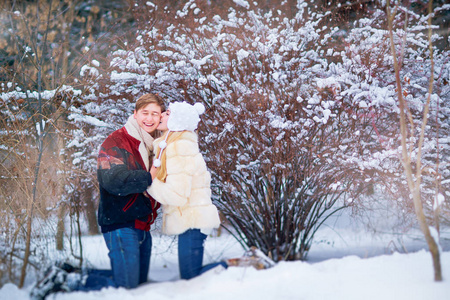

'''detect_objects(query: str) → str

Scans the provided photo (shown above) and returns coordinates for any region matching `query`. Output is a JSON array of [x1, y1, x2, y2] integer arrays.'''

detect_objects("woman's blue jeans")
[[178, 229, 227, 280], [74, 227, 151, 291]]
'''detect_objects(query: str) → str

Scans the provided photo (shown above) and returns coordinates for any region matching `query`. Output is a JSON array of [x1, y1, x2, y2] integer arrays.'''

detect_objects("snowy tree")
[[0, 2, 83, 287], [339, 1, 449, 225], [385, 0, 448, 282], [0, 0, 136, 286], [328, 0, 449, 280]]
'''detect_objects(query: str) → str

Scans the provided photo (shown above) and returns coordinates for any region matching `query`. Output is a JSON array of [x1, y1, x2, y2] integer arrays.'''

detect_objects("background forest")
[[0, 0, 449, 289]]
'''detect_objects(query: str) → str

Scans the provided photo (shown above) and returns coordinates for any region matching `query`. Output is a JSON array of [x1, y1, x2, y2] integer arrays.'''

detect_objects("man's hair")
[[135, 93, 166, 112]]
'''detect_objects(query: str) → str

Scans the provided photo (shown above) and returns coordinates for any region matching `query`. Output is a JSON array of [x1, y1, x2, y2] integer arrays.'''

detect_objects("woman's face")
[[157, 109, 170, 131], [133, 103, 162, 134]]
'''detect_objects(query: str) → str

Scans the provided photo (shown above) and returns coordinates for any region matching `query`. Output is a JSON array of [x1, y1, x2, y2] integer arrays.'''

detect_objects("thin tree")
[[1, 1, 87, 286], [387, 0, 442, 281]]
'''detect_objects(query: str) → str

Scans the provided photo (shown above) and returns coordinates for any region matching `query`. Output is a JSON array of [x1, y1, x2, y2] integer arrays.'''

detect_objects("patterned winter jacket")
[[97, 117, 160, 233], [147, 131, 220, 235]]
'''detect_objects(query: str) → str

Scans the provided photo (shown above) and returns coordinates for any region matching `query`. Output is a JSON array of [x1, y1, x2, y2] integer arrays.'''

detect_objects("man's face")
[[133, 103, 162, 134], [157, 109, 170, 131]]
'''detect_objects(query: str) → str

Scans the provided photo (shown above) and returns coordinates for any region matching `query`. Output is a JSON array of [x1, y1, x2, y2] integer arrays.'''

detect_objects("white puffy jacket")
[[147, 131, 221, 235]]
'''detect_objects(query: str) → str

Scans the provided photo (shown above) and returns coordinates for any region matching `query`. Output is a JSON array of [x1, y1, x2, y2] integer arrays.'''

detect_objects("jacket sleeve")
[[97, 139, 152, 196], [148, 174, 190, 206], [98, 164, 152, 196]]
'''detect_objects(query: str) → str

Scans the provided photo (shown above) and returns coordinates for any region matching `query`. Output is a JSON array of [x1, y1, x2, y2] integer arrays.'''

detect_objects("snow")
[[236, 49, 250, 61], [435, 193, 445, 211], [1, 223, 450, 300], [232, 0, 250, 10], [190, 55, 213, 67], [1, 2, 449, 300]]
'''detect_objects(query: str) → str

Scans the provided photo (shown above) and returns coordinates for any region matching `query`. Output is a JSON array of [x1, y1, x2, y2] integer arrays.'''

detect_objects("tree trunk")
[[19, 144, 43, 288], [386, 0, 442, 282], [84, 189, 100, 235], [56, 204, 66, 250], [19, 208, 33, 288], [412, 188, 442, 281]]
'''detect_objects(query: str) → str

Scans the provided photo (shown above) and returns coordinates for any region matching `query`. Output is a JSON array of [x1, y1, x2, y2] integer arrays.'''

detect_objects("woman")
[[147, 101, 272, 280], [147, 101, 227, 280]]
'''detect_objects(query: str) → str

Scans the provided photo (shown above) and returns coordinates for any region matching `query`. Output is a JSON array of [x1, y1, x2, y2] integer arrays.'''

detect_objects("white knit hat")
[[167, 101, 205, 132], [153, 101, 205, 167]]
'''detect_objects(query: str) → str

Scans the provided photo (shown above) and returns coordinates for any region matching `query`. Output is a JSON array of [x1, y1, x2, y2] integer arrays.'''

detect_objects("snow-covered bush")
[[72, 0, 383, 261], [11, 0, 445, 272]]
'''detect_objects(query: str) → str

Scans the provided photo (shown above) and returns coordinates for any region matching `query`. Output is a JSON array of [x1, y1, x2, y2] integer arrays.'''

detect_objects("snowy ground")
[[1, 216, 450, 300]]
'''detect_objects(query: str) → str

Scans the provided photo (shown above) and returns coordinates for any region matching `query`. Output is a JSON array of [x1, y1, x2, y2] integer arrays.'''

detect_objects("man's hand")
[[150, 164, 158, 180]]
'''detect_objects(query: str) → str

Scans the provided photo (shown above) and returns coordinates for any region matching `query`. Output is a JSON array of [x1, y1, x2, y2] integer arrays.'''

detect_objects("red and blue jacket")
[[97, 126, 159, 233]]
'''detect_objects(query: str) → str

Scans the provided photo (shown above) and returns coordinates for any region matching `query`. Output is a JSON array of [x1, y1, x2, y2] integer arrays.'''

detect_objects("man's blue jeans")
[[178, 229, 228, 280], [73, 227, 152, 291], [104, 227, 151, 288]]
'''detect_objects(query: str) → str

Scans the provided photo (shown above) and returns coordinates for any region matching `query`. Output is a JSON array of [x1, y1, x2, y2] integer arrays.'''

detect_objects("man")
[[30, 93, 165, 299], [95, 93, 164, 288]]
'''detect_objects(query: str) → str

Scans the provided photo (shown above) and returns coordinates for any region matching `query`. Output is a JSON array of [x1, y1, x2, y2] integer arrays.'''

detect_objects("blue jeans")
[[73, 227, 152, 291], [178, 229, 227, 280]]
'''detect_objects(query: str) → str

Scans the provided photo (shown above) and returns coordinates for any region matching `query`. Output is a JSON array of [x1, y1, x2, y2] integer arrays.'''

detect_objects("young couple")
[[31, 93, 268, 299], [96, 93, 226, 286]]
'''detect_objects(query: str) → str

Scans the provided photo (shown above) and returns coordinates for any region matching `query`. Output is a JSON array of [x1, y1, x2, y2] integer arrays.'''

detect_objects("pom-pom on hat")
[[167, 102, 205, 132]]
